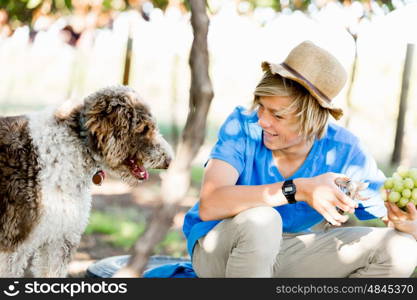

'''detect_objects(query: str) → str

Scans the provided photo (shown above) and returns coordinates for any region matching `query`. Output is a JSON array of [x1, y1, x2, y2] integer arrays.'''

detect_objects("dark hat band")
[[281, 63, 332, 104]]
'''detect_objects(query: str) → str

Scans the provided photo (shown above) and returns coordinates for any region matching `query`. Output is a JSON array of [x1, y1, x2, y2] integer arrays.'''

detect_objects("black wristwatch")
[[282, 179, 297, 204]]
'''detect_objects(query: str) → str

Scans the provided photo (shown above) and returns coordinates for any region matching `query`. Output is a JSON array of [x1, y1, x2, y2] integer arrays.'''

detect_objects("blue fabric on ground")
[[143, 262, 197, 278]]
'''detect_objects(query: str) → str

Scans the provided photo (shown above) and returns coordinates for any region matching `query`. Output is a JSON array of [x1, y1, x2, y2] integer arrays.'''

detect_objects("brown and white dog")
[[0, 85, 173, 277]]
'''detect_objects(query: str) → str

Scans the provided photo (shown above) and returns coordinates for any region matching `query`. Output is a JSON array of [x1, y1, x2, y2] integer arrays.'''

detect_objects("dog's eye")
[[137, 124, 150, 135], [142, 125, 149, 134]]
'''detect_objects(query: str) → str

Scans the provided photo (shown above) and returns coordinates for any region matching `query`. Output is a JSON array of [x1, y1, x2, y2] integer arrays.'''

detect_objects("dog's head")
[[81, 85, 173, 184]]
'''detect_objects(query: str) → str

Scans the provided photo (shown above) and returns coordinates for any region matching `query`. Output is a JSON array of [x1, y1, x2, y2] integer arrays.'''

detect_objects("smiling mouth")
[[263, 130, 278, 137], [124, 159, 149, 181]]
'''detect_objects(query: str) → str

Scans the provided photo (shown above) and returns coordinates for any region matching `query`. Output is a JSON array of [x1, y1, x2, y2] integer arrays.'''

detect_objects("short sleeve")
[[344, 142, 387, 220], [206, 107, 247, 175]]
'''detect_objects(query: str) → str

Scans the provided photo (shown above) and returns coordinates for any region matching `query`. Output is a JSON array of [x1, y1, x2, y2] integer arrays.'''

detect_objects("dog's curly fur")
[[0, 85, 173, 277], [0, 116, 42, 252]]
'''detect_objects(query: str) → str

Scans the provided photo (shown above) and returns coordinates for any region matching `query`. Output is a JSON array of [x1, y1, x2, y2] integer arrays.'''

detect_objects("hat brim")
[[262, 61, 343, 120]]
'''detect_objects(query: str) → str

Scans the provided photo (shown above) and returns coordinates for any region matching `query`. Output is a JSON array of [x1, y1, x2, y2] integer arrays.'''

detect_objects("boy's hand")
[[296, 173, 360, 226], [385, 202, 417, 240]]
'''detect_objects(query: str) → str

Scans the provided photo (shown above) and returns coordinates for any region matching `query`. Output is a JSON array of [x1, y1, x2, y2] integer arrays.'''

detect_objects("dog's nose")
[[154, 136, 174, 169], [154, 156, 172, 169], [162, 156, 172, 169]]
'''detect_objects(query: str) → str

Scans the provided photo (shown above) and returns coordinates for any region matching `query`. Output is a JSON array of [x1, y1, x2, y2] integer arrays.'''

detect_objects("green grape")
[[397, 165, 409, 178], [393, 180, 404, 193], [402, 189, 411, 198], [388, 191, 401, 203], [403, 178, 414, 189], [408, 168, 417, 181], [392, 172, 403, 180], [408, 168, 417, 186], [384, 178, 394, 189], [386, 167, 417, 208], [412, 188, 417, 201], [397, 197, 409, 208]]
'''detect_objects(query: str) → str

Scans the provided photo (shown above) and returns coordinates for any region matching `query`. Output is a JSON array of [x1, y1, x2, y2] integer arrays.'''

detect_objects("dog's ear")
[[84, 98, 135, 166]]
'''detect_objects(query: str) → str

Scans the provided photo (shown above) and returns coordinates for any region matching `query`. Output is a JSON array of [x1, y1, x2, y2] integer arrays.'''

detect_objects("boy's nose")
[[258, 115, 271, 128]]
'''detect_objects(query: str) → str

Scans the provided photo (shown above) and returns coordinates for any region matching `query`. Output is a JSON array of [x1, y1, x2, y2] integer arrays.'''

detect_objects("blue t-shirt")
[[183, 106, 387, 257]]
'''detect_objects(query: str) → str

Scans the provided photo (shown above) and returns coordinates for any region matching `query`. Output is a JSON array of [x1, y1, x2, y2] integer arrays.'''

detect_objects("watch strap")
[[283, 179, 297, 204]]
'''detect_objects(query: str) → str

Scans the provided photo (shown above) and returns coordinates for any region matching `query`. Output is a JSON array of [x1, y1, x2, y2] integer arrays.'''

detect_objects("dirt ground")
[[68, 176, 196, 278]]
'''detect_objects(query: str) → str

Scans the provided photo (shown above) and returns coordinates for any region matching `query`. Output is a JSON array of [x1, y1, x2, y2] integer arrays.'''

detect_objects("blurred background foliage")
[[0, 0, 403, 30]]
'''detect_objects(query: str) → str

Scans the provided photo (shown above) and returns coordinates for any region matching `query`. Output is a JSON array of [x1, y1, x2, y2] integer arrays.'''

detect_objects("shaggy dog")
[[0, 85, 173, 277]]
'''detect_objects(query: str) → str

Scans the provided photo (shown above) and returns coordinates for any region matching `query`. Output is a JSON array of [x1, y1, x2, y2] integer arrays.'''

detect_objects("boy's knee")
[[232, 206, 283, 243], [234, 206, 282, 228], [379, 229, 417, 277]]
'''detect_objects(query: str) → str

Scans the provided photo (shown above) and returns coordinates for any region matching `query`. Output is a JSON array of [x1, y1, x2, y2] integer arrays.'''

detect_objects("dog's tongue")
[[131, 163, 149, 181], [126, 159, 149, 181]]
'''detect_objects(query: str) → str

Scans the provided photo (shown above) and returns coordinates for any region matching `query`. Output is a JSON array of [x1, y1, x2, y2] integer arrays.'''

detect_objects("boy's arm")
[[200, 159, 357, 226]]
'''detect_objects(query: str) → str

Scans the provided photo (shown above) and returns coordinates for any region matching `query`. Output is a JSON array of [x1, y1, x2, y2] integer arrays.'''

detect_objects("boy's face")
[[257, 95, 305, 152]]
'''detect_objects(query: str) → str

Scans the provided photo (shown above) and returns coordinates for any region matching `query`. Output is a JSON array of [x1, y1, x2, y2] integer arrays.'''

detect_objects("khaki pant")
[[192, 206, 417, 278]]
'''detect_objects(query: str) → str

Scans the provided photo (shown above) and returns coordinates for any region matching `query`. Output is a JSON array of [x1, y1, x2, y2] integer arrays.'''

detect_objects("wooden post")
[[122, 24, 133, 85], [344, 33, 358, 130], [170, 53, 180, 148], [391, 43, 415, 166]]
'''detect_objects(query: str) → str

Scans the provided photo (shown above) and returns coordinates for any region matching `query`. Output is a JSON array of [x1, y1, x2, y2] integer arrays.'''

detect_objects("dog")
[[0, 85, 173, 277]]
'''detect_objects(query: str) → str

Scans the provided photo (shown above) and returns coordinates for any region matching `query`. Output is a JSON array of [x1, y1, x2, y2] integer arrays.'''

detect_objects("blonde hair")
[[252, 70, 329, 140]]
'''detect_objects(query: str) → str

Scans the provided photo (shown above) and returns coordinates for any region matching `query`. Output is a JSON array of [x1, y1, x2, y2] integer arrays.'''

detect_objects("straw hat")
[[262, 41, 347, 120]]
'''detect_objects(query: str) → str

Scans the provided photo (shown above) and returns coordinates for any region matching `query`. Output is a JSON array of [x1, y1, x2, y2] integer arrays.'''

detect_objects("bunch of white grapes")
[[382, 166, 417, 209]]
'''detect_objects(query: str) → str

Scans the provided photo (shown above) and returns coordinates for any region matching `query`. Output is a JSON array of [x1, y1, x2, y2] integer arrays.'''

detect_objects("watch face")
[[284, 186, 294, 194]]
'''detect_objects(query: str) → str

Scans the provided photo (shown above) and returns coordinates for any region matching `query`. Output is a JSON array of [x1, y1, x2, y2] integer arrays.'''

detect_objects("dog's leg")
[[0, 247, 33, 278], [31, 239, 77, 278], [0, 252, 13, 277]]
